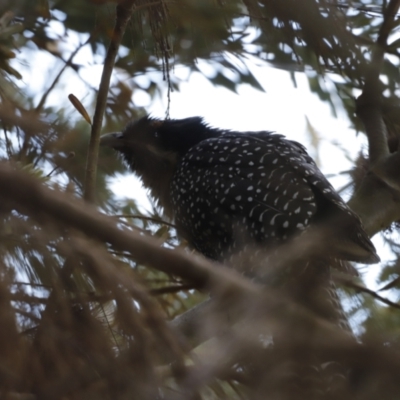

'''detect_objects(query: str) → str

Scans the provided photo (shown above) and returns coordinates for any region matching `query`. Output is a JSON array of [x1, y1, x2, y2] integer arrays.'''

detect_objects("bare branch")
[[114, 214, 176, 228], [35, 36, 93, 113], [333, 273, 400, 310], [84, 1, 137, 203]]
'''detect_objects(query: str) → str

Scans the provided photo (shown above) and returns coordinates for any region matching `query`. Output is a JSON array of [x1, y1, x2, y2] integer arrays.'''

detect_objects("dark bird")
[[101, 116, 379, 326], [101, 115, 380, 396], [101, 116, 378, 264]]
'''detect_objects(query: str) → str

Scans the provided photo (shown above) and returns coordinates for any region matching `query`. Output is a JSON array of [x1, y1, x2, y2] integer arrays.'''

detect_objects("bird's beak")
[[100, 132, 124, 149]]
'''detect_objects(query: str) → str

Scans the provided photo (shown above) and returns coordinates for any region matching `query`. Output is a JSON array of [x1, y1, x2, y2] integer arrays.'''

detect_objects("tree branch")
[[84, 1, 136, 203], [355, 0, 400, 164], [333, 273, 400, 310], [350, 0, 400, 234], [0, 163, 257, 294], [35, 36, 93, 113]]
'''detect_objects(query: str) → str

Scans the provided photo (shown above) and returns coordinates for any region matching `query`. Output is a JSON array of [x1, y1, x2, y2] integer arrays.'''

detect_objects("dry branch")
[[84, 0, 137, 203]]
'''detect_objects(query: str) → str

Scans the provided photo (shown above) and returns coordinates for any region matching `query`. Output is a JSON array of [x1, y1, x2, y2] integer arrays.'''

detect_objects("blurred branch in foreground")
[[0, 164, 398, 399]]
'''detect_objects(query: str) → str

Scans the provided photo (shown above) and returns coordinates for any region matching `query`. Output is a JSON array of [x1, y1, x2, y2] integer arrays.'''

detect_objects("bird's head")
[[100, 116, 178, 172], [100, 116, 181, 215], [100, 115, 213, 215]]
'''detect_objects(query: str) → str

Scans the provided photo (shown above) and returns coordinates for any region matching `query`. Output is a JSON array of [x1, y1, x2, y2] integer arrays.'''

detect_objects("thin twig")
[[114, 214, 176, 228], [99, 302, 121, 351], [334, 3, 400, 17], [333, 274, 400, 310], [35, 36, 93, 113], [84, 1, 137, 203]]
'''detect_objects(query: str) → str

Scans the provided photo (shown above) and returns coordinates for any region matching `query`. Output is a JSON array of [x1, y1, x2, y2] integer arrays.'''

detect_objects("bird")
[[100, 115, 379, 324], [101, 115, 380, 397]]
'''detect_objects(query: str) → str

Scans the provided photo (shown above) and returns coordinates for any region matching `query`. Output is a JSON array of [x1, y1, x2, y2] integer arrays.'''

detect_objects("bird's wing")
[[174, 133, 318, 246], [174, 133, 378, 263]]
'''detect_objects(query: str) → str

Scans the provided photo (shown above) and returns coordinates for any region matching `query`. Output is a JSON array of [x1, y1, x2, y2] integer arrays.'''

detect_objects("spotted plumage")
[[171, 133, 320, 259], [101, 115, 381, 331], [100, 116, 378, 269]]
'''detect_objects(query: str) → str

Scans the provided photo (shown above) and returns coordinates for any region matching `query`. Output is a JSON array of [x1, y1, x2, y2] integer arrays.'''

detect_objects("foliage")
[[0, 0, 399, 399]]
